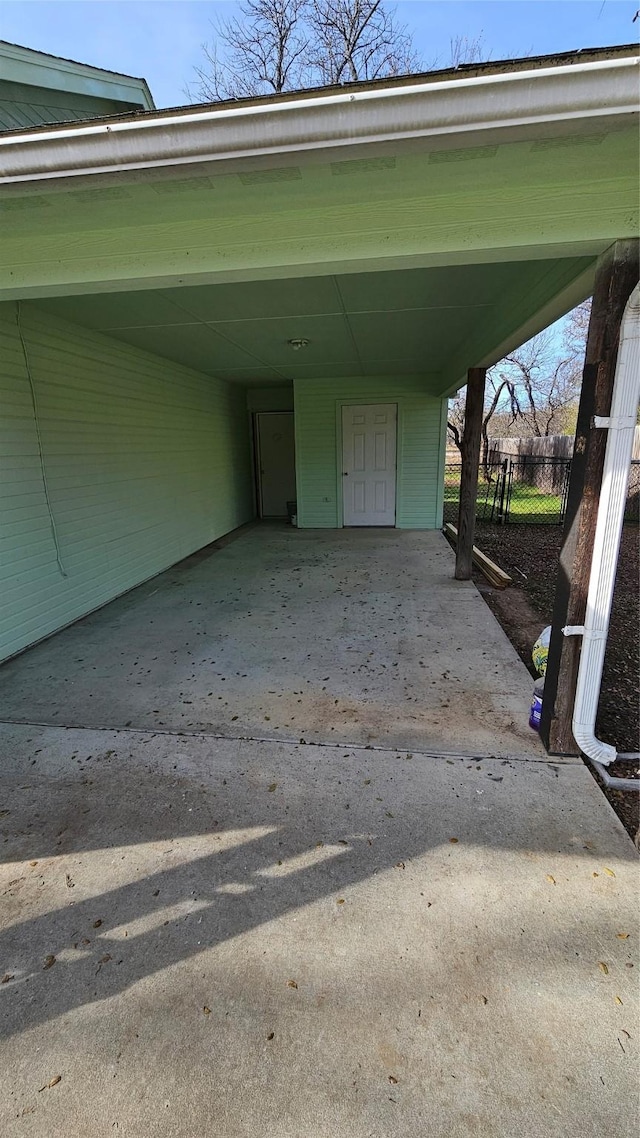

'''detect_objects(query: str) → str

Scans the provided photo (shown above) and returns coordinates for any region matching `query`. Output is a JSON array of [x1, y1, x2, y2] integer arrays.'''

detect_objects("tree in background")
[[448, 32, 489, 68], [308, 0, 419, 84], [191, 0, 420, 100], [447, 300, 591, 470], [192, 0, 310, 100]]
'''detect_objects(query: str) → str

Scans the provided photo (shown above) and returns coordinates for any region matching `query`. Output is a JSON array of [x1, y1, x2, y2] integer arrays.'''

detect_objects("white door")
[[342, 404, 397, 526], [256, 412, 296, 517]]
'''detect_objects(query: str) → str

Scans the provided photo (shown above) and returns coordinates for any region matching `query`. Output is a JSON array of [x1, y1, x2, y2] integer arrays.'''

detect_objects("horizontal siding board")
[[294, 377, 446, 529], [0, 302, 253, 661]]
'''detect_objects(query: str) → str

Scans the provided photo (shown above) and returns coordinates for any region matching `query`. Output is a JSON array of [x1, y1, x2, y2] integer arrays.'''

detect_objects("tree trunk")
[[455, 367, 487, 580], [540, 238, 640, 753]]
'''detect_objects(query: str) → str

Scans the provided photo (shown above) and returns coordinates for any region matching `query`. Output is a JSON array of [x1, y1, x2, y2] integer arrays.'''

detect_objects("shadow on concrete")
[[1, 731, 635, 1045]]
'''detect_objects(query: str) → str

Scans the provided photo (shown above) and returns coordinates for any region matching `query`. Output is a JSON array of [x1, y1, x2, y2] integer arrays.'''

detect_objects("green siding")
[[294, 377, 445, 529], [0, 303, 253, 661], [2, 126, 636, 304]]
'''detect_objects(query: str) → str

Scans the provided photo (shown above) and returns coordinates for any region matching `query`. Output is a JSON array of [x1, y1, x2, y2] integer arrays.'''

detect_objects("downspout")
[[563, 283, 640, 781]]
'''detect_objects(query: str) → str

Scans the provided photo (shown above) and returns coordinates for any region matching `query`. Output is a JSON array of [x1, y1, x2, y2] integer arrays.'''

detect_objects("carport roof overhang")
[[1, 45, 638, 395]]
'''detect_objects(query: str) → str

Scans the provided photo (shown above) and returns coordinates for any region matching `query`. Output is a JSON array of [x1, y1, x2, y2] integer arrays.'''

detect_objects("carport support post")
[[455, 367, 487, 580], [540, 238, 639, 754]]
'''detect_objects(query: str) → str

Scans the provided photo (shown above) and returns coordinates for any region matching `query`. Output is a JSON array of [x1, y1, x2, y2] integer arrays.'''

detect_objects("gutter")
[[0, 55, 638, 183], [564, 283, 640, 773]]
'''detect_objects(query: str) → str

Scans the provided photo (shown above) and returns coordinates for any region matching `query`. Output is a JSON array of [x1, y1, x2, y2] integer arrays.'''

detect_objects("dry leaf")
[[1, 973, 14, 984], [617, 932, 630, 940], [615, 996, 623, 1005], [268, 783, 277, 793], [266, 1032, 274, 1040], [395, 862, 405, 870], [545, 875, 556, 885], [203, 1006, 211, 1015], [29, 860, 38, 867], [65, 874, 74, 889], [337, 898, 345, 905], [598, 962, 609, 975], [43, 955, 56, 970], [592, 872, 599, 878], [481, 995, 488, 1005], [388, 1075, 398, 1085], [287, 980, 298, 989], [38, 1075, 61, 1092], [92, 919, 102, 928], [449, 838, 459, 844], [603, 867, 616, 878]]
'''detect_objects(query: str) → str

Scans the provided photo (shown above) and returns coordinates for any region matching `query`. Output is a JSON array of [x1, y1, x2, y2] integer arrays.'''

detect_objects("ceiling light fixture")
[[288, 338, 309, 351]]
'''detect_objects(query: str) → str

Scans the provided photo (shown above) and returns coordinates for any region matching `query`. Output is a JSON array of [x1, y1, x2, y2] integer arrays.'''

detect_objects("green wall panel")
[[294, 376, 446, 529], [0, 303, 254, 661]]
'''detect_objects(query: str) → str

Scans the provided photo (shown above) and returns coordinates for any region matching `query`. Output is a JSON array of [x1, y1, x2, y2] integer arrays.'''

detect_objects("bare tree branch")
[[189, 0, 422, 100], [448, 32, 490, 68], [190, 0, 312, 101], [308, 0, 420, 84]]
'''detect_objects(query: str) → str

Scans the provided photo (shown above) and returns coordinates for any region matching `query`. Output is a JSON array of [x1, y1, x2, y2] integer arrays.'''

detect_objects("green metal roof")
[[0, 40, 154, 131]]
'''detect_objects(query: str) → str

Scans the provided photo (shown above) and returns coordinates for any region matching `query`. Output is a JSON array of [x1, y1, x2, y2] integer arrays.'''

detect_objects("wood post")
[[455, 367, 487, 580], [540, 238, 639, 753]]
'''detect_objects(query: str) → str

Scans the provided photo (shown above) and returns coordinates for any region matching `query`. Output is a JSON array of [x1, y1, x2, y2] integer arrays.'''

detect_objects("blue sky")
[[0, 1, 637, 108]]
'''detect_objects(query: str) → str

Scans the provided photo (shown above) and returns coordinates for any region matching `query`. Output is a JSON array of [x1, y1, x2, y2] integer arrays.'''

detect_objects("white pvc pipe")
[[565, 282, 640, 765]]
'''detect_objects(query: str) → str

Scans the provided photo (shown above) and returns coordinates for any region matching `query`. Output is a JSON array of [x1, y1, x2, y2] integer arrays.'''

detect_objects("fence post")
[[455, 367, 487, 580]]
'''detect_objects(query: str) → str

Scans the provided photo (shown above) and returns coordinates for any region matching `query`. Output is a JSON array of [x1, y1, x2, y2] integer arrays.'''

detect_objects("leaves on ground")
[[598, 962, 609, 975], [337, 898, 345, 905], [388, 1075, 398, 1084], [38, 1076, 61, 1092], [92, 919, 102, 928], [449, 838, 459, 844], [203, 1006, 211, 1015], [545, 875, 556, 885], [287, 980, 298, 989], [42, 955, 56, 970], [617, 932, 630, 940], [268, 783, 277, 792], [615, 996, 623, 1005], [603, 867, 616, 878], [1, 973, 14, 984]]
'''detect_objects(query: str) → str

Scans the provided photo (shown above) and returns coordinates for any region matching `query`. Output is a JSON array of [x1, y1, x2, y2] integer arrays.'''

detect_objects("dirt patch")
[[469, 523, 639, 845]]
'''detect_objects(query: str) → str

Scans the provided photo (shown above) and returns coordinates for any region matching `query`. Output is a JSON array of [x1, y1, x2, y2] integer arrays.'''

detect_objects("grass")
[[443, 475, 564, 524]]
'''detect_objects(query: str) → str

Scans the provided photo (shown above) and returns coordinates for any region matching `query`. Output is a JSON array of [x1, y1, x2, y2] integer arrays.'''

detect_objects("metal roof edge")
[[0, 49, 637, 184]]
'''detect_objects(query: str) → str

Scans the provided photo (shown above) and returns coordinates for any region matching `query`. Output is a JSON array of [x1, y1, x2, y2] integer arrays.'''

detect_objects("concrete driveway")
[[0, 525, 544, 758], [1, 526, 638, 1137]]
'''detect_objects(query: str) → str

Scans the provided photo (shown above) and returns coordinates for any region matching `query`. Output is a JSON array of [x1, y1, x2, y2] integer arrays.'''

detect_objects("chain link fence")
[[444, 454, 640, 526]]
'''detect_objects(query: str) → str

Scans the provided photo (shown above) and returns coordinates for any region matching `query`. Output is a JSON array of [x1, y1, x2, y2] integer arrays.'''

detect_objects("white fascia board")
[[0, 56, 637, 184]]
